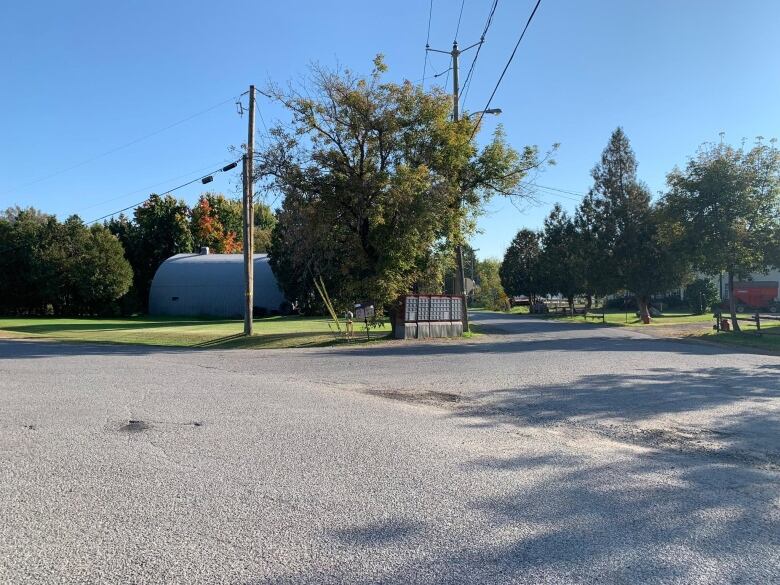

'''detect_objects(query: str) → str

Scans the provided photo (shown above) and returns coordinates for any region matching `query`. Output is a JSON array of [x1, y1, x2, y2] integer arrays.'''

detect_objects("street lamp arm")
[[464, 108, 502, 119]]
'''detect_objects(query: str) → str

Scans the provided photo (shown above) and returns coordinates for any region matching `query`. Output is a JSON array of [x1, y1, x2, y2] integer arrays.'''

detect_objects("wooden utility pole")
[[429, 40, 473, 332], [242, 85, 256, 336], [449, 42, 469, 332]]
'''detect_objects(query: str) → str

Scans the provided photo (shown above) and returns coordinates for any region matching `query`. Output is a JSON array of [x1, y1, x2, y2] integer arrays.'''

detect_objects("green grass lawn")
[[528, 308, 714, 327], [0, 315, 392, 349], [697, 329, 780, 352], [491, 306, 780, 352], [697, 314, 780, 352]]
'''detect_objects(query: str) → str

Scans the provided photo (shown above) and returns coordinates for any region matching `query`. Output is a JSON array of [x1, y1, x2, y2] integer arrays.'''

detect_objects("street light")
[[464, 108, 502, 119]]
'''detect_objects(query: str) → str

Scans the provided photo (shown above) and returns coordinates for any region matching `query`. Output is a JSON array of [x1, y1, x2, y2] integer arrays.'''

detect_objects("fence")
[[582, 308, 606, 324], [713, 310, 780, 335]]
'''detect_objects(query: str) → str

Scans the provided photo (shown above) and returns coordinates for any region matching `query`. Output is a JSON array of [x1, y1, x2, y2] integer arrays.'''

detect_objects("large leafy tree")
[[45, 217, 133, 315], [191, 193, 242, 254], [253, 201, 276, 253], [500, 229, 541, 303], [473, 258, 509, 311], [0, 207, 52, 313], [444, 243, 477, 297], [260, 56, 542, 315], [109, 194, 193, 310], [0, 211, 131, 315], [662, 139, 780, 329]]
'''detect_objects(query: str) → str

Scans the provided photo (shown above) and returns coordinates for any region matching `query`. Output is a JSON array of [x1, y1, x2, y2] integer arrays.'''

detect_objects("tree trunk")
[[728, 270, 740, 332], [638, 295, 651, 324], [585, 293, 593, 310], [567, 295, 574, 315]]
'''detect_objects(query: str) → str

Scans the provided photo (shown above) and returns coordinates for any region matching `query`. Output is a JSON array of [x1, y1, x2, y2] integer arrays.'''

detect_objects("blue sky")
[[2, 0, 778, 260]]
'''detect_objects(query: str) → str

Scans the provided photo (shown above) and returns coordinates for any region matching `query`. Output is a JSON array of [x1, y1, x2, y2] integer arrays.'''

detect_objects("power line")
[[454, 0, 466, 41], [72, 160, 234, 216], [85, 160, 240, 225], [414, 66, 452, 85], [1, 95, 238, 197], [422, 0, 434, 88], [527, 182, 587, 198], [469, 0, 543, 140], [0, 158, 241, 258], [521, 182, 588, 203], [460, 0, 499, 111], [253, 100, 271, 149], [443, 0, 467, 90]]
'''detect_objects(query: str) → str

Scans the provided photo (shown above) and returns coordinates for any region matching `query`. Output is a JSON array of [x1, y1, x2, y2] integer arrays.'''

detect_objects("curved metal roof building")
[[148, 252, 286, 318]]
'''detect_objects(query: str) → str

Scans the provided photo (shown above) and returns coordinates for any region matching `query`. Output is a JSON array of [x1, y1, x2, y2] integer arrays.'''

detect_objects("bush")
[[685, 278, 719, 314], [604, 296, 636, 310]]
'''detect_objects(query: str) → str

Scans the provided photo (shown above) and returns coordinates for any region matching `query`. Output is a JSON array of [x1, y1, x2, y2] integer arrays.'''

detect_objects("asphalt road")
[[1, 312, 778, 584]]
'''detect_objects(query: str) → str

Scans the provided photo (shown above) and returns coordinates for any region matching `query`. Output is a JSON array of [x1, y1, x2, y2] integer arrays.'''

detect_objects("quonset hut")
[[148, 249, 287, 318]]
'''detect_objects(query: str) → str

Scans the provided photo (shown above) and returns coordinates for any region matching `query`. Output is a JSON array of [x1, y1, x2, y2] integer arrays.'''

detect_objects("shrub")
[[685, 278, 719, 314]]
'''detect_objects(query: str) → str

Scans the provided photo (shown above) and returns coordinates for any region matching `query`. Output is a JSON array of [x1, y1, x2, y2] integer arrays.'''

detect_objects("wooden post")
[[242, 85, 256, 336]]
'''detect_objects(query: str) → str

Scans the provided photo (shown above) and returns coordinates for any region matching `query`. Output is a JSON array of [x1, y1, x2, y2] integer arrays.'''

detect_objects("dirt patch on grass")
[[626, 322, 714, 339]]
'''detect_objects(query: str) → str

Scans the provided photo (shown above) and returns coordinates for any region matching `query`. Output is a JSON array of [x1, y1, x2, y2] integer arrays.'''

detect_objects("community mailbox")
[[394, 295, 464, 339]]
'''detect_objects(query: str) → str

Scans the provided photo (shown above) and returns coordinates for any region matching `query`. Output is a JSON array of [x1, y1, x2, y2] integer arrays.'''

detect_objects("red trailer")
[[732, 281, 779, 313]]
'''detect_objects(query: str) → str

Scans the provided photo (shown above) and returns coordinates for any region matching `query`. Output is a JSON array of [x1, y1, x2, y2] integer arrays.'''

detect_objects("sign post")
[[354, 302, 375, 341]]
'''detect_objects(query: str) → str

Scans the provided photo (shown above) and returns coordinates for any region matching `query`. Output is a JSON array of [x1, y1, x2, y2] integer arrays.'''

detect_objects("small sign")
[[354, 303, 375, 321]]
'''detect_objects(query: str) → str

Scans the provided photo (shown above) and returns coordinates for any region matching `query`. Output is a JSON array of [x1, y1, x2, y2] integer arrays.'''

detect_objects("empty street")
[[1, 314, 778, 584]]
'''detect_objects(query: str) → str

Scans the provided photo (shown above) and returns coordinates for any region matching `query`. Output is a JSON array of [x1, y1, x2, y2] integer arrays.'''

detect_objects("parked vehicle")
[[728, 281, 779, 313]]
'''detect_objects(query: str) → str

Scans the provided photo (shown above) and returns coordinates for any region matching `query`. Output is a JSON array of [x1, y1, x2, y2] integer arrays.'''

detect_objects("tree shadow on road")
[[247, 447, 778, 584], [451, 366, 780, 468]]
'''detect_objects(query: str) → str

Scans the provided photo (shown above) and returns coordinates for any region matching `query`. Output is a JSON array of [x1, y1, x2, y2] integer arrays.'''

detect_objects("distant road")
[[1, 311, 778, 584]]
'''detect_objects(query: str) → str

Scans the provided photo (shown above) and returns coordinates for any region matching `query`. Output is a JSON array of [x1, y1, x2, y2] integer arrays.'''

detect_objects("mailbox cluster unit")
[[394, 295, 464, 339]]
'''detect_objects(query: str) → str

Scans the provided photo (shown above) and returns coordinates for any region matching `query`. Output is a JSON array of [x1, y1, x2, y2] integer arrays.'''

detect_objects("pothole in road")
[[116, 419, 204, 432], [119, 419, 150, 433], [369, 388, 464, 407]]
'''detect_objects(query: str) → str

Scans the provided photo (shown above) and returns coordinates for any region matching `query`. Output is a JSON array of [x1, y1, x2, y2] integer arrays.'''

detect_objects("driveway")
[[1, 312, 778, 584]]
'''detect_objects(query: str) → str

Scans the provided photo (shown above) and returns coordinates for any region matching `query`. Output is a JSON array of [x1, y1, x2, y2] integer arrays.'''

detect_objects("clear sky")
[[2, 0, 778, 260]]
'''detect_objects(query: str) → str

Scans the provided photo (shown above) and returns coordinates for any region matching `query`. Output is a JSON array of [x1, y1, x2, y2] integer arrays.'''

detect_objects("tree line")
[[2, 56, 547, 321], [500, 128, 780, 329], [0, 193, 274, 316], [9, 58, 774, 330]]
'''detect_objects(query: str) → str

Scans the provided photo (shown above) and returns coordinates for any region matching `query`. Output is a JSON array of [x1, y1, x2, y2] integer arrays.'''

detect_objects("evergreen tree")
[[573, 193, 600, 307], [538, 204, 581, 310], [589, 128, 688, 320], [500, 229, 541, 302]]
